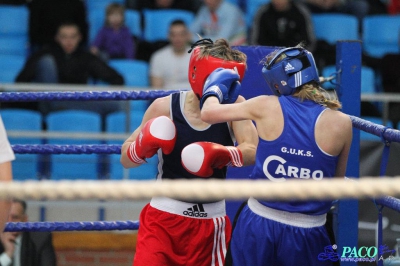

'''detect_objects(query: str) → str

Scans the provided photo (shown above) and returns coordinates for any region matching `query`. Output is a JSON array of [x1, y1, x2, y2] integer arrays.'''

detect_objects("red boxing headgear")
[[188, 46, 246, 98]]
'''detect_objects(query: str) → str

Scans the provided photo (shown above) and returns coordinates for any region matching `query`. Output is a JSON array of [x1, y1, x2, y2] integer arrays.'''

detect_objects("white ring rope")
[[0, 177, 399, 201]]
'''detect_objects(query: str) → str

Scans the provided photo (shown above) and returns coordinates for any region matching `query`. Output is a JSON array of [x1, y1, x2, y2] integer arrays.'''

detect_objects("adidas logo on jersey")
[[183, 203, 208, 217], [285, 63, 295, 72]]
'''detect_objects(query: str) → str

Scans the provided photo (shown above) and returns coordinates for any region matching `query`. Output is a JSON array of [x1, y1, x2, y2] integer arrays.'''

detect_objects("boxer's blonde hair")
[[294, 82, 342, 110]]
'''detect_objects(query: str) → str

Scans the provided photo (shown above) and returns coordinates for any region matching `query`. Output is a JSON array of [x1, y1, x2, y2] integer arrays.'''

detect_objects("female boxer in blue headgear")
[[198, 45, 353, 266]]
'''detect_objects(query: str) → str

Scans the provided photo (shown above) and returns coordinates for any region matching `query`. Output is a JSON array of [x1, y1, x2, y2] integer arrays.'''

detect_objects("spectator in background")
[[190, 0, 247, 46], [28, 0, 88, 52], [90, 3, 135, 61], [16, 22, 123, 86], [127, 0, 201, 62], [0, 116, 15, 234], [0, 199, 57, 266], [149, 20, 192, 90], [251, 0, 316, 52], [14, 22, 124, 120]]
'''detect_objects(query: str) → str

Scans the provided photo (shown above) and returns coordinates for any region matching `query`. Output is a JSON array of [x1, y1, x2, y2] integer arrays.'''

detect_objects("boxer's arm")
[[230, 115, 258, 167], [199, 96, 258, 168], [0, 161, 12, 233], [227, 96, 257, 166], [121, 96, 171, 168]]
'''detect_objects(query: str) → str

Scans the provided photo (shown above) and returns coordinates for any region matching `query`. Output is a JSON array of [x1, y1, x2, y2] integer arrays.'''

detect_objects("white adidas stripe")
[[220, 218, 227, 259], [216, 217, 223, 266], [211, 217, 226, 266], [295, 72, 302, 88], [227, 147, 243, 167], [211, 218, 217, 266], [129, 141, 145, 164]]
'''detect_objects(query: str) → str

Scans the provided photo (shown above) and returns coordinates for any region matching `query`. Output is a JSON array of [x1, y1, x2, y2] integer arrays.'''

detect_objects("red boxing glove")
[[181, 141, 243, 178], [127, 116, 176, 164]]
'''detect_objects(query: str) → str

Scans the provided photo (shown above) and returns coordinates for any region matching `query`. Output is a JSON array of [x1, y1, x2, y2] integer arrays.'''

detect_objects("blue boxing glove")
[[200, 68, 241, 108]]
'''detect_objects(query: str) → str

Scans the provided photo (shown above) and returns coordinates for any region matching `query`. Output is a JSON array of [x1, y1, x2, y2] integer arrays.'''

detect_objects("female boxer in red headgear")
[[120, 38, 258, 266]]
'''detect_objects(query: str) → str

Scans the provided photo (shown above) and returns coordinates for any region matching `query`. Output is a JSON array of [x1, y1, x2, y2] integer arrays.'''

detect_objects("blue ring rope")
[[0, 90, 181, 102], [4, 220, 139, 232], [349, 115, 400, 143], [12, 144, 121, 154]]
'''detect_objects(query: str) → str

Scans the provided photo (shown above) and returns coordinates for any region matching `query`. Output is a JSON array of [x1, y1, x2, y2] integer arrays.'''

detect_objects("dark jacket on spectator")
[[16, 44, 124, 85], [28, 0, 88, 48], [0, 232, 57, 266], [0, 0, 27, 4], [251, 1, 316, 52], [133, 0, 201, 13]]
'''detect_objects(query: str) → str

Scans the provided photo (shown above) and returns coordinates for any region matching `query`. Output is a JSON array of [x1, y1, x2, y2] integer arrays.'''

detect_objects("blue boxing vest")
[[158, 91, 235, 181], [251, 96, 339, 215]]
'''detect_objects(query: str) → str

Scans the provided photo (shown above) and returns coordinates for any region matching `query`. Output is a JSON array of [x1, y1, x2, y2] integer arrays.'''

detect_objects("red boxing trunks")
[[133, 197, 231, 266]]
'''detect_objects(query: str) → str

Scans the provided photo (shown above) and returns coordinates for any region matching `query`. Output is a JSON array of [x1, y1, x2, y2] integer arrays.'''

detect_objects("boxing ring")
[[2, 41, 400, 265]]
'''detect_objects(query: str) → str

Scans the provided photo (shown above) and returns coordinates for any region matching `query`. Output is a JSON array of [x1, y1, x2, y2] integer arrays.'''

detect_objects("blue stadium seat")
[[108, 59, 149, 87], [0, 5, 29, 36], [85, 0, 124, 10], [46, 110, 102, 180], [359, 66, 376, 94], [362, 15, 400, 58], [143, 9, 194, 42], [87, 8, 141, 44], [312, 13, 359, 45], [0, 36, 28, 56], [87, 8, 105, 45], [106, 110, 144, 143], [226, 0, 240, 5], [105, 110, 158, 180], [0, 55, 25, 83], [130, 100, 150, 113], [246, 0, 270, 27], [359, 117, 393, 141], [125, 9, 142, 38], [1, 109, 42, 180]]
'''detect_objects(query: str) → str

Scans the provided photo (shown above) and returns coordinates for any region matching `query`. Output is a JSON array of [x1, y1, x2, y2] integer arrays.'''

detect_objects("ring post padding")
[[335, 40, 362, 264]]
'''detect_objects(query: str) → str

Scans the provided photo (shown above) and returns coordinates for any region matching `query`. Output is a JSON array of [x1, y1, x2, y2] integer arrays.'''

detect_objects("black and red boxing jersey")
[[158, 91, 235, 181]]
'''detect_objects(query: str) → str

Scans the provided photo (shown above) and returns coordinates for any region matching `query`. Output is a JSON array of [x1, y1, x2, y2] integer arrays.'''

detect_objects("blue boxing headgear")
[[262, 47, 320, 96]]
